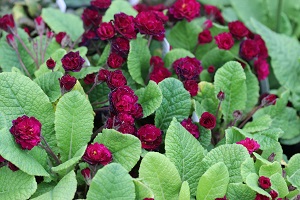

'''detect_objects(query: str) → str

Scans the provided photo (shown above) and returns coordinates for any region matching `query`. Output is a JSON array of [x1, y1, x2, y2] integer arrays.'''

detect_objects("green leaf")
[[32, 171, 77, 200], [198, 126, 212, 149], [42, 8, 84, 41], [34, 71, 63, 102], [225, 127, 246, 144], [245, 173, 271, 197], [155, 78, 191, 132], [251, 128, 282, 150], [196, 162, 229, 200], [133, 179, 154, 200], [94, 129, 141, 171], [135, 81, 163, 118], [198, 0, 229, 7], [201, 47, 235, 69], [165, 118, 205, 195], [0, 167, 37, 200], [167, 18, 203, 52], [69, 66, 99, 80], [243, 115, 272, 133], [270, 173, 289, 198], [30, 182, 56, 199], [102, 0, 137, 22], [139, 152, 182, 200], [97, 44, 111, 66], [127, 37, 151, 86], [287, 169, 300, 189], [259, 162, 282, 177], [241, 157, 257, 183], [0, 72, 56, 151], [244, 67, 259, 114], [179, 181, 190, 200], [285, 154, 300, 178], [55, 91, 94, 162], [261, 141, 283, 163], [199, 144, 250, 183], [227, 183, 256, 200], [163, 48, 194, 68], [87, 83, 110, 107], [87, 163, 135, 200], [214, 61, 247, 122]]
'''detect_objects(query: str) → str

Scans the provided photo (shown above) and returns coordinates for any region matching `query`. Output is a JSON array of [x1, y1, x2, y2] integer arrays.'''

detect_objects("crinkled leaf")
[[155, 78, 191, 132], [270, 173, 289, 198], [55, 91, 94, 162], [139, 152, 182, 200], [179, 181, 190, 200], [227, 183, 256, 200], [198, 126, 211, 149], [243, 115, 272, 133], [261, 141, 283, 163], [87, 82, 110, 107], [285, 154, 300, 177], [102, 0, 137, 22], [196, 162, 229, 200], [69, 66, 99, 80], [163, 48, 194, 68], [201, 47, 235, 69], [30, 182, 56, 199], [287, 169, 300, 189], [259, 162, 282, 177], [245, 173, 271, 197], [97, 44, 111, 66], [225, 127, 246, 144], [34, 71, 63, 102], [244, 67, 259, 114], [199, 144, 250, 183], [135, 81, 163, 118], [0, 167, 37, 200], [241, 157, 257, 183], [127, 37, 151, 86], [214, 61, 247, 122], [94, 129, 141, 171], [87, 163, 135, 200], [32, 171, 77, 200], [165, 118, 205, 195], [251, 128, 282, 150], [42, 8, 84, 41], [133, 179, 154, 200]]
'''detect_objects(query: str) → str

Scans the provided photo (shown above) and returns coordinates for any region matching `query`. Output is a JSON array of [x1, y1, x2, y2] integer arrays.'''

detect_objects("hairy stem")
[[238, 105, 262, 128], [40, 136, 61, 165]]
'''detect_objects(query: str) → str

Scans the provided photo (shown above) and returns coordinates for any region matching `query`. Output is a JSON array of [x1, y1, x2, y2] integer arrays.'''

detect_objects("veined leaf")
[[133, 179, 154, 200], [163, 48, 194, 68], [245, 173, 271, 198], [227, 183, 256, 200], [102, 0, 137, 22], [179, 181, 190, 200]]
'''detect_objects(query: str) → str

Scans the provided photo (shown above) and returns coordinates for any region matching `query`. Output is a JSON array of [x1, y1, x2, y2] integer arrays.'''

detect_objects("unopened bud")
[[261, 94, 277, 106], [34, 16, 45, 35], [267, 152, 276, 162], [217, 91, 225, 101], [233, 110, 242, 121], [46, 58, 56, 70], [6, 34, 17, 49]]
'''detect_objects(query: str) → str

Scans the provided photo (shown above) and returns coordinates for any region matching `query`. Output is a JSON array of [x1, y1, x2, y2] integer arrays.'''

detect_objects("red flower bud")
[[6, 34, 17, 48], [46, 58, 56, 70], [117, 123, 136, 135], [83, 73, 96, 85], [254, 58, 269, 81], [173, 57, 203, 80], [114, 13, 137, 40], [150, 56, 164, 67], [150, 66, 171, 84], [183, 80, 198, 97], [47, 31, 54, 39], [137, 124, 162, 150], [34, 16, 45, 34], [204, 5, 224, 25], [106, 70, 127, 90], [82, 143, 112, 165], [98, 69, 110, 82], [91, 0, 111, 10], [9, 115, 41, 150], [0, 14, 15, 33], [168, 0, 201, 22], [111, 37, 130, 57], [269, 190, 278, 199], [228, 21, 249, 40], [207, 65, 215, 73], [96, 22, 115, 41], [199, 112, 216, 130], [81, 167, 91, 179], [203, 20, 213, 30], [214, 32, 234, 50], [217, 91, 225, 101], [131, 103, 143, 119], [107, 53, 125, 69], [61, 51, 85, 72], [253, 34, 268, 59], [261, 94, 277, 106], [236, 137, 260, 154], [59, 74, 77, 91], [198, 29, 213, 44], [81, 7, 102, 27], [181, 118, 200, 138], [55, 32, 67, 44], [254, 194, 269, 200], [258, 176, 271, 189], [239, 39, 259, 60]]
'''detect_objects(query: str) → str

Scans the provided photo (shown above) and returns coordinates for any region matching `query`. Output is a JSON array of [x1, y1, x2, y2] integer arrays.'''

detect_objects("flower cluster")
[[149, 56, 171, 84]]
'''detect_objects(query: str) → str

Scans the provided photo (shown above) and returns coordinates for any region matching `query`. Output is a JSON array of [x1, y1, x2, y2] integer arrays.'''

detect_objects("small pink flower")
[[236, 137, 260, 154]]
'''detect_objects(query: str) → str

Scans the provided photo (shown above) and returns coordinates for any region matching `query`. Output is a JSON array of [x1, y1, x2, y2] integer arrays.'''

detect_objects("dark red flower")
[[9, 115, 41, 150], [137, 124, 162, 150], [81, 167, 91, 179], [198, 29, 213, 44], [98, 69, 111, 82], [131, 103, 143, 119], [8, 162, 19, 171], [215, 196, 227, 200], [59, 74, 77, 91], [261, 94, 277, 106], [204, 5, 224, 24], [199, 112, 216, 130], [150, 66, 171, 84], [214, 32, 234, 50], [168, 0, 201, 22], [61, 51, 85, 72], [55, 32, 67, 44], [83, 73, 96, 85], [117, 123, 136, 135], [269, 190, 278, 199], [96, 22, 115, 40], [181, 118, 200, 138], [111, 37, 130, 57], [117, 113, 135, 124], [107, 53, 125, 69], [90, 0, 111, 10], [114, 13, 137, 40], [217, 91, 225, 101], [183, 80, 198, 96], [207, 65, 215, 73], [255, 193, 270, 200], [0, 155, 5, 163], [106, 70, 127, 89], [82, 143, 112, 165], [81, 7, 102, 27], [46, 58, 56, 70], [109, 86, 138, 114], [83, 29, 97, 40], [258, 176, 271, 189], [173, 57, 203, 80], [239, 39, 259, 60], [254, 58, 269, 81], [203, 19, 213, 30], [253, 34, 268, 59], [150, 56, 164, 67], [228, 21, 249, 40], [143, 198, 154, 200], [0, 14, 15, 33], [236, 137, 260, 154], [134, 11, 165, 40]]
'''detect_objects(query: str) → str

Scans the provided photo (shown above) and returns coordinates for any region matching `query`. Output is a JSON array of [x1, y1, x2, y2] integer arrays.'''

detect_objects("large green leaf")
[[34, 71, 63, 102], [199, 144, 250, 183], [167, 18, 203, 52], [245, 173, 271, 198], [55, 91, 94, 162], [270, 173, 289, 198], [135, 81, 163, 118], [285, 154, 300, 188], [87, 163, 135, 200], [165, 118, 205, 195], [102, 0, 137, 22], [243, 115, 272, 133], [0, 72, 56, 150], [32, 171, 77, 200], [155, 78, 191, 132], [127, 37, 151, 86], [259, 162, 282, 177], [196, 162, 229, 200], [244, 67, 259, 114], [214, 61, 247, 122], [178, 181, 190, 200], [163, 48, 194, 68], [240, 157, 257, 183], [94, 129, 141, 171], [139, 152, 182, 200], [133, 179, 154, 200], [0, 167, 37, 200], [201, 47, 235, 69], [227, 183, 256, 200], [41, 8, 84, 41]]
